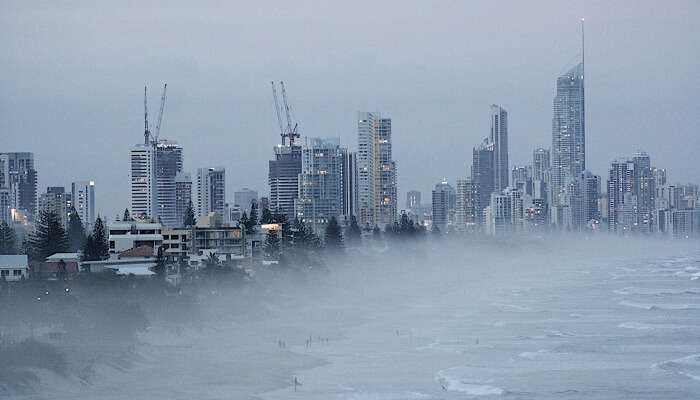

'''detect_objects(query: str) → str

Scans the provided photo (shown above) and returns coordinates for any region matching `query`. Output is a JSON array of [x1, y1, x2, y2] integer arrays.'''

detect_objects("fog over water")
[[3, 236, 700, 399]]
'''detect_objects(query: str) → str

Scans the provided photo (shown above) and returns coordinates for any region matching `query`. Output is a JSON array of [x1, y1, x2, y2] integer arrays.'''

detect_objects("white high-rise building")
[[196, 167, 226, 217], [71, 181, 96, 229], [357, 111, 397, 230], [129, 143, 157, 220]]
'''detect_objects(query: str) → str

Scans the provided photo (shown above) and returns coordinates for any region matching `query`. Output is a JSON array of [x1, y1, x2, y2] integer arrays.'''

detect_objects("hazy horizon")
[[2, 0, 699, 218]]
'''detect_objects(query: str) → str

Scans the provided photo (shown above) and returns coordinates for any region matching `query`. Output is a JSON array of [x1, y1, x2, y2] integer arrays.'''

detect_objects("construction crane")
[[144, 86, 150, 145], [279, 81, 300, 146], [271, 81, 285, 142], [153, 83, 167, 144]]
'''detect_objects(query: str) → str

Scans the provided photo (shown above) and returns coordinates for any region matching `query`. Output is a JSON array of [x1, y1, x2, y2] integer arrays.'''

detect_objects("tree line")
[[0, 207, 109, 262]]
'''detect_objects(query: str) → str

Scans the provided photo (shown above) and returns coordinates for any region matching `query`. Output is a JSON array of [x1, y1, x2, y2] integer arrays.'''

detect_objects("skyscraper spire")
[[580, 18, 585, 79]]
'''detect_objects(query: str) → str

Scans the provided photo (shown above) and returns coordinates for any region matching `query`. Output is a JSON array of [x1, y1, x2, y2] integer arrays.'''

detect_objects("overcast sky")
[[2, 0, 699, 218]]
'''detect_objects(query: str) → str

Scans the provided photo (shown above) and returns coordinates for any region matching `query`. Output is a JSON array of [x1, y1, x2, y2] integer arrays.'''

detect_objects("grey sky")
[[1, 0, 698, 218]]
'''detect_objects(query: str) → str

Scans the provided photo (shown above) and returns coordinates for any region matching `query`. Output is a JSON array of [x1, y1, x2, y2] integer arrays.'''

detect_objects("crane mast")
[[278, 81, 300, 146], [144, 86, 150, 145]]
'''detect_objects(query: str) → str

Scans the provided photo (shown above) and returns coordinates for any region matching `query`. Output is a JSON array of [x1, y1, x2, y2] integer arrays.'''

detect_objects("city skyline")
[[2, 2, 699, 219]]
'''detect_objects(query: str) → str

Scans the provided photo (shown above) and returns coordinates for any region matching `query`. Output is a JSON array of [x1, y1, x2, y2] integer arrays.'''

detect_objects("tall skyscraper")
[[533, 148, 551, 181], [0, 152, 38, 221], [154, 140, 183, 227], [580, 170, 600, 228], [342, 151, 358, 220], [129, 143, 157, 220], [552, 22, 586, 214], [455, 178, 478, 231], [269, 144, 302, 222], [432, 179, 455, 232], [607, 159, 635, 232], [357, 112, 376, 229], [406, 190, 421, 210], [196, 167, 226, 217], [175, 171, 192, 226], [471, 139, 495, 224], [71, 181, 95, 228], [356, 112, 397, 230], [234, 188, 258, 213], [295, 138, 346, 233], [375, 116, 397, 227], [632, 152, 654, 232], [490, 105, 509, 192]]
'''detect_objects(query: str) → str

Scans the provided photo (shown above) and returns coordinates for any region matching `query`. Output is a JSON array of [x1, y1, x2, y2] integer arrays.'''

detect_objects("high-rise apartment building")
[[432, 180, 455, 232], [295, 138, 346, 233], [129, 143, 157, 220], [154, 140, 183, 227], [269, 144, 302, 222], [607, 159, 635, 232], [196, 167, 226, 217], [342, 151, 358, 220], [0, 152, 38, 221], [632, 152, 654, 232], [357, 112, 376, 229], [490, 105, 509, 192], [471, 139, 495, 223], [579, 171, 600, 228], [533, 148, 551, 181], [375, 117, 397, 227], [71, 181, 95, 228], [175, 171, 192, 226], [356, 112, 398, 229], [455, 178, 478, 232]]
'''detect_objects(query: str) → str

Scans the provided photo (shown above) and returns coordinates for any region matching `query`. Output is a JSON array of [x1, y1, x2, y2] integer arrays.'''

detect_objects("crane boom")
[[271, 81, 285, 143], [144, 86, 150, 145], [280, 81, 293, 134], [154, 83, 167, 144], [279, 81, 300, 146]]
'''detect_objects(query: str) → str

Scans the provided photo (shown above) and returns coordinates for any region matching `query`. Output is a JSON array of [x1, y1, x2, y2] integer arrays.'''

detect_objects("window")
[[13, 269, 21, 276], [0, 270, 8, 277]]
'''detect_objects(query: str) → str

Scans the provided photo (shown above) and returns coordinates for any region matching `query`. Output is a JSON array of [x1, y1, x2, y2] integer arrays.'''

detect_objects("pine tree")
[[239, 211, 249, 230], [324, 217, 344, 253], [153, 246, 166, 275], [273, 209, 293, 248], [249, 201, 258, 226], [91, 217, 109, 260], [184, 200, 196, 227], [0, 221, 17, 254], [344, 216, 362, 246], [264, 230, 280, 260], [82, 234, 95, 261], [30, 211, 69, 260], [260, 207, 274, 224], [67, 207, 87, 252], [123, 208, 131, 222]]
